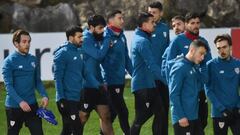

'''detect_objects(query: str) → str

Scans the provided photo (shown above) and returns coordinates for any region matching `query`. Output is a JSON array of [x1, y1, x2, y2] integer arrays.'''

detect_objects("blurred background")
[[0, 0, 240, 33]]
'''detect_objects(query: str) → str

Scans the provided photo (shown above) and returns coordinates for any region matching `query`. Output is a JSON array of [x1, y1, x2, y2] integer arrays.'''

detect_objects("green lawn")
[[0, 84, 233, 135]]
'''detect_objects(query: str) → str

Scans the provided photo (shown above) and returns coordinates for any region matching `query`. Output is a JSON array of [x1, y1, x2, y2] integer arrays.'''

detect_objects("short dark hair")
[[66, 25, 83, 40], [185, 12, 200, 23], [107, 10, 122, 21], [190, 39, 209, 51], [171, 15, 185, 23], [149, 1, 163, 11], [137, 12, 154, 27], [88, 14, 106, 27], [214, 34, 232, 46], [12, 29, 31, 44]]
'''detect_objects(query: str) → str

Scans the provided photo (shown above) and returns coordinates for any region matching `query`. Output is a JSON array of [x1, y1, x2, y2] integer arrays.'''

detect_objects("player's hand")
[[19, 101, 31, 112], [178, 117, 189, 127], [41, 97, 49, 108]]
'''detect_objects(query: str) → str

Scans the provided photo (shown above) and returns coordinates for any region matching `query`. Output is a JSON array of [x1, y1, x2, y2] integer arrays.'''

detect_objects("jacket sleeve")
[[161, 47, 169, 84], [34, 59, 48, 98], [82, 36, 110, 61], [169, 64, 186, 119], [124, 37, 133, 76], [204, 62, 226, 112], [166, 39, 179, 61], [53, 50, 66, 100], [137, 40, 163, 82], [2, 59, 23, 104]]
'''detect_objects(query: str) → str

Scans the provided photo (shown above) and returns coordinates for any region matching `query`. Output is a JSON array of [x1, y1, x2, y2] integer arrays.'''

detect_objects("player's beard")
[[192, 28, 199, 35], [93, 32, 103, 41], [220, 53, 228, 59]]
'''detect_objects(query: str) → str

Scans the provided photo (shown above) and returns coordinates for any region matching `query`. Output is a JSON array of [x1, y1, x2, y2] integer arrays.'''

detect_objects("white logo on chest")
[[31, 62, 35, 68], [163, 32, 167, 38], [184, 45, 189, 49], [73, 56, 77, 60], [18, 65, 23, 69], [80, 54, 83, 60], [219, 70, 224, 74], [234, 67, 239, 74], [190, 70, 193, 74]]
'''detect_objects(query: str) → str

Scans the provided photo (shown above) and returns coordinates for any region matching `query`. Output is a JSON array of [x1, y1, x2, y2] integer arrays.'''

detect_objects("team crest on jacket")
[[234, 67, 239, 74], [121, 37, 125, 43], [80, 54, 83, 60], [184, 45, 189, 49], [163, 32, 167, 38], [10, 121, 15, 126], [31, 62, 35, 68], [186, 132, 190, 135], [190, 70, 193, 74], [219, 70, 224, 74], [18, 65, 23, 69], [219, 122, 225, 128], [110, 40, 114, 47]]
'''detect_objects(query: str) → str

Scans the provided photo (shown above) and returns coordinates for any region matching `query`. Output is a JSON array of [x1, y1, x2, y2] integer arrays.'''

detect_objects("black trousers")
[[213, 117, 240, 135], [57, 100, 82, 135], [6, 103, 43, 135], [155, 80, 169, 135], [130, 88, 165, 135], [173, 119, 204, 135], [198, 90, 208, 131], [106, 84, 130, 135]]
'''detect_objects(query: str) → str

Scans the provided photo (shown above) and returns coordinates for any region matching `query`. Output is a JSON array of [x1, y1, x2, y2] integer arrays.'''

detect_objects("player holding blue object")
[[169, 39, 208, 135], [36, 107, 58, 125], [2, 29, 49, 135], [205, 34, 240, 135]]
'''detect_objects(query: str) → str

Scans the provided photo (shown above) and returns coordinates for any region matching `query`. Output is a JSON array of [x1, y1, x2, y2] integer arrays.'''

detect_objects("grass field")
[[0, 83, 233, 135]]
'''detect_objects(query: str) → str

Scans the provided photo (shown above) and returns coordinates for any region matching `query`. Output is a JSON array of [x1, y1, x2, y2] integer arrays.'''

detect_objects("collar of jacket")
[[184, 31, 199, 41], [135, 27, 152, 39]]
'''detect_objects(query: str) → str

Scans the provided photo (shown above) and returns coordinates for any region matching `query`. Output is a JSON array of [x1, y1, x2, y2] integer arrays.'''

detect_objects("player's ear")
[[14, 41, 19, 48]]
